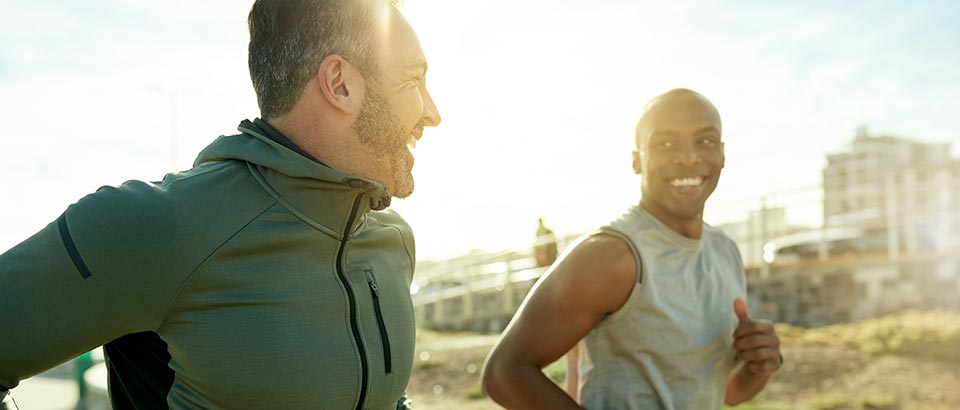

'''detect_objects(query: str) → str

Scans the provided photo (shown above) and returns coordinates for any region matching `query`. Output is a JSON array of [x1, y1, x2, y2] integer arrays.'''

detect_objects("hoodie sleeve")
[[0, 181, 193, 390]]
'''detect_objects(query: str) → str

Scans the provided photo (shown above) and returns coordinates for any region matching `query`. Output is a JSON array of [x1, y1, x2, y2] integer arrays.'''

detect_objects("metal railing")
[[413, 161, 960, 330]]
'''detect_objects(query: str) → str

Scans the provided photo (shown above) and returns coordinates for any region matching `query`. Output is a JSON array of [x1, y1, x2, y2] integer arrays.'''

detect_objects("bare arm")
[[725, 298, 782, 405], [481, 234, 637, 409]]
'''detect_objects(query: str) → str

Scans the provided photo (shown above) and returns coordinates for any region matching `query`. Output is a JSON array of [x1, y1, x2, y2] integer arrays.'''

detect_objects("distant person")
[[482, 89, 781, 409], [535, 217, 559, 267], [0, 0, 440, 408]]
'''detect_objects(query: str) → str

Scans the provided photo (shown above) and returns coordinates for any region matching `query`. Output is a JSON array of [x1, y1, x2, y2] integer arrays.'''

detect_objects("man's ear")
[[632, 150, 642, 175], [317, 54, 364, 115]]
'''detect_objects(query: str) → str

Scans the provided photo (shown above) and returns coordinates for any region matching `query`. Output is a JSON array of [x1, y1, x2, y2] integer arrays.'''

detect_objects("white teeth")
[[407, 136, 417, 149], [669, 177, 703, 187]]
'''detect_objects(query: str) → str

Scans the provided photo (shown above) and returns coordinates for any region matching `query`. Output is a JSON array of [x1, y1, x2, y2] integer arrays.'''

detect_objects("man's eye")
[[657, 141, 673, 149]]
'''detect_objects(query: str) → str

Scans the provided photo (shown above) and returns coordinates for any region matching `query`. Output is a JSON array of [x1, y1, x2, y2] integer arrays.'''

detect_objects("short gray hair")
[[247, 0, 398, 119]]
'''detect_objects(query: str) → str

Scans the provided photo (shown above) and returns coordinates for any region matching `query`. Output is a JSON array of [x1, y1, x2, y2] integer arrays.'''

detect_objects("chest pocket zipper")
[[366, 272, 393, 374]]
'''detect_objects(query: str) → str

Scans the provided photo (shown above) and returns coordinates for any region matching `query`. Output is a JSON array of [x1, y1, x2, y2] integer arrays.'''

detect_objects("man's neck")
[[253, 118, 327, 166], [267, 114, 343, 165], [640, 201, 704, 239]]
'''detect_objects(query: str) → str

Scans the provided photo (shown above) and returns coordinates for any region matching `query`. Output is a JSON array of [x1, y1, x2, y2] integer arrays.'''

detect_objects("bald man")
[[481, 89, 781, 409]]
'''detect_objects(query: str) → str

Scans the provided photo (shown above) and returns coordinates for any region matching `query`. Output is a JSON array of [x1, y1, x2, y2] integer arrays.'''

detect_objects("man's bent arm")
[[481, 234, 637, 409], [0, 183, 200, 390]]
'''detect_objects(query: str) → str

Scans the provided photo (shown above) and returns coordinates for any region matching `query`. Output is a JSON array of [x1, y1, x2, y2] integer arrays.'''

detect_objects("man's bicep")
[[499, 275, 603, 367], [496, 236, 637, 368]]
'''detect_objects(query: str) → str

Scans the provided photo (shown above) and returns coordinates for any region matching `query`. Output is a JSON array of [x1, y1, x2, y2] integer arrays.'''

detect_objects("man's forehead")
[[646, 92, 719, 122], [649, 92, 717, 116], [375, 8, 427, 69], [636, 94, 722, 145]]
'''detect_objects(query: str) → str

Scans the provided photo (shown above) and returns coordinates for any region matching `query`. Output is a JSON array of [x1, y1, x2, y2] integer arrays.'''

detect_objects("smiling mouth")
[[669, 176, 705, 188], [402, 135, 417, 168], [411, 125, 424, 140]]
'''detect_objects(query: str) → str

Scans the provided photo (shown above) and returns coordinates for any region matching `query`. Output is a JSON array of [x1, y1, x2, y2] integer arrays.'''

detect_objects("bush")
[[776, 310, 960, 363], [862, 396, 899, 410], [722, 402, 796, 410], [809, 397, 850, 410]]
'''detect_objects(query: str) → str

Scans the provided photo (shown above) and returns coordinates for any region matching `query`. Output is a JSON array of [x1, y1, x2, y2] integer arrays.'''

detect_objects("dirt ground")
[[405, 330, 960, 410]]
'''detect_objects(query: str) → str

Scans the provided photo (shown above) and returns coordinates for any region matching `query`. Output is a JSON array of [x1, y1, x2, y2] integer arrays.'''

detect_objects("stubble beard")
[[352, 81, 415, 198]]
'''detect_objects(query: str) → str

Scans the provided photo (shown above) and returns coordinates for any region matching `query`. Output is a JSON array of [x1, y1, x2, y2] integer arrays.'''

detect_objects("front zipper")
[[336, 193, 369, 410], [366, 273, 393, 374]]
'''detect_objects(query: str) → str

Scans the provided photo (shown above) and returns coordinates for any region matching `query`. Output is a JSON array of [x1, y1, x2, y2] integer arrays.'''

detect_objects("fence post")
[[902, 169, 918, 255], [759, 196, 770, 280], [885, 174, 900, 261]]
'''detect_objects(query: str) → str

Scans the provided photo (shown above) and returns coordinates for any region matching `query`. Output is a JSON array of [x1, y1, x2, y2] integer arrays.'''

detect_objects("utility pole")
[[149, 85, 195, 169]]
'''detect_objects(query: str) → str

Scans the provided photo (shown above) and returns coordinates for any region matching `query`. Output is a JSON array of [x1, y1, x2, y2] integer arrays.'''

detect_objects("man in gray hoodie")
[[1, 0, 440, 408]]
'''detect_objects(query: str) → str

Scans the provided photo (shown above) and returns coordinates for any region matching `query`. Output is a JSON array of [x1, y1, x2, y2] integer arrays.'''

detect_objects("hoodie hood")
[[194, 120, 392, 211]]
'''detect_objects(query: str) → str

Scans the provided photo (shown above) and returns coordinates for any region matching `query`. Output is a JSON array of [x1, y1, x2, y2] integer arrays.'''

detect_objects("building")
[[745, 130, 960, 326], [822, 128, 954, 253]]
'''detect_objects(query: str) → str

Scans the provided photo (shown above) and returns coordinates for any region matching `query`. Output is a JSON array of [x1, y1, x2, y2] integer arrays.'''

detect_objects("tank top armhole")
[[594, 228, 644, 327], [597, 228, 643, 285]]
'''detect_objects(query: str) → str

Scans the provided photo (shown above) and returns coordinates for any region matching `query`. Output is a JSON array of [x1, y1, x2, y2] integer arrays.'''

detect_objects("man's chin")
[[392, 188, 413, 199], [391, 175, 415, 199]]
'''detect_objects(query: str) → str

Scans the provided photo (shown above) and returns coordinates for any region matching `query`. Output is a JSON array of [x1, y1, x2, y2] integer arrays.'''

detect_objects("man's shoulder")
[[702, 223, 739, 248], [541, 233, 638, 314], [563, 233, 637, 281], [75, 160, 268, 223], [66, 161, 277, 255], [368, 208, 410, 229], [367, 209, 414, 242], [59, 162, 279, 285], [701, 224, 744, 270], [367, 208, 416, 264], [576, 232, 633, 254]]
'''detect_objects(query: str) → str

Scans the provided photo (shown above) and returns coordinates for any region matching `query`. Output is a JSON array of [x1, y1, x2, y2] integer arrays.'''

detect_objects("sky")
[[1, 0, 959, 260]]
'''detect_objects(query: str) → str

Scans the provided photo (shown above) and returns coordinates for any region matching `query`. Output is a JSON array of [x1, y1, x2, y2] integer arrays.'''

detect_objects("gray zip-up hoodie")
[[0, 120, 417, 409]]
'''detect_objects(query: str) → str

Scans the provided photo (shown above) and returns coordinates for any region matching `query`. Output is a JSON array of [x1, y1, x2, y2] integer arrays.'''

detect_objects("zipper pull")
[[368, 279, 380, 299]]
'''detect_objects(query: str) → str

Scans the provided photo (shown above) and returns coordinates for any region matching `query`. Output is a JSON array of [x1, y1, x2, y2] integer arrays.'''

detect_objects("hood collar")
[[194, 120, 392, 212]]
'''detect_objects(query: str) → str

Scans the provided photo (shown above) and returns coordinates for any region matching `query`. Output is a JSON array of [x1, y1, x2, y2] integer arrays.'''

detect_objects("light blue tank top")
[[578, 205, 746, 409]]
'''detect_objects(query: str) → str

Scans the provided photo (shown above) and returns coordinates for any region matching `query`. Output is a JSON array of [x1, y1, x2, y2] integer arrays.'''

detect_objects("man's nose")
[[671, 143, 701, 164], [421, 87, 441, 127]]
